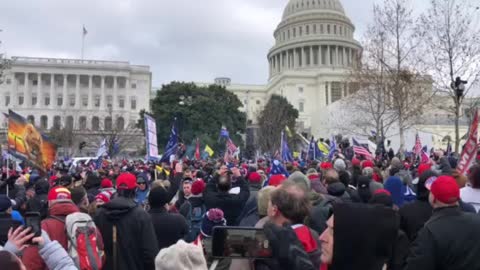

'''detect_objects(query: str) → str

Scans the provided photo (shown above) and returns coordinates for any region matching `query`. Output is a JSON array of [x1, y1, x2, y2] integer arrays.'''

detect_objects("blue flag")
[[160, 120, 179, 163], [220, 127, 229, 139], [308, 137, 323, 161], [281, 132, 294, 162], [328, 136, 337, 161], [264, 159, 289, 186]]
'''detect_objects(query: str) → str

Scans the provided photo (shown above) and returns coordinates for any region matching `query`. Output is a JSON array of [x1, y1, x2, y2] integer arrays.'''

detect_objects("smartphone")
[[212, 227, 273, 258], [25, 212, 42, 243]]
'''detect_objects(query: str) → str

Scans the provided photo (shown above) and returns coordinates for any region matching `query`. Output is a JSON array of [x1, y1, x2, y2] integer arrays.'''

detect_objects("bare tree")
[[0, 30, 12, 84], [369, 0, 432, 151], [420, 0, 480, 152]]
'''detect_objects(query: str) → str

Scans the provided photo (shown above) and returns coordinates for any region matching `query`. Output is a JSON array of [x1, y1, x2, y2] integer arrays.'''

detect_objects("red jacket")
[[22, 201, 104, 270]]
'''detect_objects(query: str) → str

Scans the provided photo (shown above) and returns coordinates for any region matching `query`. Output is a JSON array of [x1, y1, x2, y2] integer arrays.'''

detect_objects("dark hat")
[[0, 195, 12, 212], [201, 208, 226, 237], [148, 186, 171, 208]]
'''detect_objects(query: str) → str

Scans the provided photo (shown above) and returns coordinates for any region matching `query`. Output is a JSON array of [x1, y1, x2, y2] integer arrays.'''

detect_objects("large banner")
[[144, 114, 159, 159], [7, 110, 57, 171], [457, 109, 479, 175]]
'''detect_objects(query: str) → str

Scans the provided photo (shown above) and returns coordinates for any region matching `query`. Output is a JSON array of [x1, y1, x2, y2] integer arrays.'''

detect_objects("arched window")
[[92, 117, 100, 131], [116, 117, 125, 131], [53, 116, 62, 129], [66, 116, 74, 130], [27, 115, 35, 125], [79, 116, 87, 130], [105, 117, 112, 131], [40, 116, 48, 129]]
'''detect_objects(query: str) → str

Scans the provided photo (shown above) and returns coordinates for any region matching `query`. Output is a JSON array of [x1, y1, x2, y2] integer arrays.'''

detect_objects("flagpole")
[[81, 25, 85, 60], [280, 131, 284, 161]]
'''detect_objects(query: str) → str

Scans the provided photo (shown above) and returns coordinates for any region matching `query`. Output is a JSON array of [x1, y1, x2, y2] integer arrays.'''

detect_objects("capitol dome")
[[282, 0, 346, 19], [267, 0, 362, 79]]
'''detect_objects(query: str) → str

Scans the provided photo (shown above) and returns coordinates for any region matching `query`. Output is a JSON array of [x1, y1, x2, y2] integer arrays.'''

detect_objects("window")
[[82, 95, 88, 107], [79, 116, 87, 130], [92, 117, 100, 131], [283, 32, 285, 41], [299, 87, 304, 93], [118, 96, 125, 108], [293, 28, 296, 37], [44, 94, 50, 106], [288, 29, 290, 39], [32, 93, 37, 106], [18, 94, 24, 105], [327, 24, 331, 34], [5, 95, 10, 106], [32, 80, 38, 86], [313, 24, 317, 34], [325, 83, 329, 105], [69, 95, 75, 107], [53, 116, 62, 129], [256, 100, 261, 105], [105, 117, 113, 131], [27, 115, 35, 125], [106, 95, 113, 108], [299, 26, 302, 36], [94, 95, 100, 107], [320, 24, 324, 34], [131, 97, 137, 110], [116, 117, 125, 131], [40, 116, 48, 129], [331, 82, 342, 102], [334, 25, 337, 34], [6, 78, 11, 85], [131, 83, 137, 89], [339, 26, 343, 35], [66, 116, 74, 130], [299, 101, 304, 112], [57, 94, 63, 106], [306, 25, 310, 35]]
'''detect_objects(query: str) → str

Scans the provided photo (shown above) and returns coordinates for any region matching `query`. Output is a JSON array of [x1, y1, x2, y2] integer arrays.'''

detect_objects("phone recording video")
[[212, 227, 272, 258], [25, 212, 42, 243]]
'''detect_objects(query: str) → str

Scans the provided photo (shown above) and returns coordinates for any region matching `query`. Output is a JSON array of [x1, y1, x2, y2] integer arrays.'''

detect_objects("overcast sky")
[[1, 0, 432, 87]]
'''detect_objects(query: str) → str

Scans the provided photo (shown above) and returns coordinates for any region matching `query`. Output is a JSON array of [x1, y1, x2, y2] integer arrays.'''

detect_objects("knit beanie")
[[191, 180, 206, 196], [200, 208, 226, 237], [95, 191, 112, 204], [287, 171, 311, 191], [257, 186, 276, 217], [148, 186, 171, 208], [334, 159, 347, 171], [155, 240, 207, 270], [69, 187, 87, 206], [0, 195, 12, 212]]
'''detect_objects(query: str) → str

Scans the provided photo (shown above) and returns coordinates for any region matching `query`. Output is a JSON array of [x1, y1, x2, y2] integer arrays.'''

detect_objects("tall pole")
[[81, 25, 86, 60]]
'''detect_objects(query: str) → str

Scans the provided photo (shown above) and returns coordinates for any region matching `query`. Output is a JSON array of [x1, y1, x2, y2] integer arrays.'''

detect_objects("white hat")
[[155, 240, 207, 270]]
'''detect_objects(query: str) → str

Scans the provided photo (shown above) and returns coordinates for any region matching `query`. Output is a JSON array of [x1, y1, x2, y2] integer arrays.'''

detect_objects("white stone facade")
[[195, 0, 363, 138], [0, 56, 151, 131]]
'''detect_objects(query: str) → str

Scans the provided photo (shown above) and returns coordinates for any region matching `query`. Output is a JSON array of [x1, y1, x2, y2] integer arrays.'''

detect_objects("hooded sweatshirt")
[[384, 177, 405, 207], [94, 196, 159, 270], [26, 180, 50, 219], [329, 203, 398, 270]]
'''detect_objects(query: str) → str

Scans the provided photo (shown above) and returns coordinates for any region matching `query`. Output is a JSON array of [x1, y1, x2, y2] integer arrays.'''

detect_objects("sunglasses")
[[137, 182, 146, 185]]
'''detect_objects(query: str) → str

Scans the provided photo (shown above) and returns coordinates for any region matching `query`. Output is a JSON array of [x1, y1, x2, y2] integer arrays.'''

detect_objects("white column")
[[75, 75, 81, 109], [100, 76, 105, 110], [310, 46, 314, 66], [36, 73, 42, 109], [301, 47, 306, 67], [24, 73, 30, 108], [49, 74, 55, 109], [11, 73, 17, 108], [327, 46, 331, 65], [336, 46, 339, 66], [113, 76, 118, 110], [88, 76, 93, 110], [62, 74, 67, 109]]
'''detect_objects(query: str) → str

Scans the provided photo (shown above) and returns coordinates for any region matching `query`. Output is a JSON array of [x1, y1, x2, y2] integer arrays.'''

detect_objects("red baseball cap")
[[428, 176, 460, 204], [116, 173, 137, 190], [47, 187, 72, 201], [101, 178, 113, 188], [269, 174, 287, 187], [361, 160, 374, 169]]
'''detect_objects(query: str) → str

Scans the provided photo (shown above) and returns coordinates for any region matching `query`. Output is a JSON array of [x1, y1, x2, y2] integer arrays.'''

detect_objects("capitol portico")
[[0, 56, 151, 131]]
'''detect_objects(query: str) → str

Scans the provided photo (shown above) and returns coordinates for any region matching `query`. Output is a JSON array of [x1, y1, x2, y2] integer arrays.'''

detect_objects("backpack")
[[184, 201, 206, 242], [50, 213, 103, 270]]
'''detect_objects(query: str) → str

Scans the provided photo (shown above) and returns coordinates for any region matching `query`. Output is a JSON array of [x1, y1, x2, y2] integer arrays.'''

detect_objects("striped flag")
[[224, 138, 237, 162], [160, 119, 179, 163], [352, 137, 373, 160], [413, 133, 422, 156]]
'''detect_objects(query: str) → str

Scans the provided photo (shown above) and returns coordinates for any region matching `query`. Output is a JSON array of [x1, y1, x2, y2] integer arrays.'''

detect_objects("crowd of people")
[[0, 148, 480, 270]]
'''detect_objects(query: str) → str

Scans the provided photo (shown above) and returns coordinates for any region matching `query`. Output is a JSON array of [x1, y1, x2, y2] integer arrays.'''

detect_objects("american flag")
[[224, 138, 238, 162], [352, 138, 373, 160], [413, 133, 422, 156]]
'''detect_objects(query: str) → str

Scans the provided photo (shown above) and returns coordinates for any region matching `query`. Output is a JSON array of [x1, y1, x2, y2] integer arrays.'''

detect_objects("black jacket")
[[404, 206, 480, 270], [26, 180, 50, 219], [149, 207, 188, 251], [0, 180, 26, 211], [94, 196, 159, 270], [399, 200, 432, 242], [203, 177, 250, 226], [0, 212, 22, 246]]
